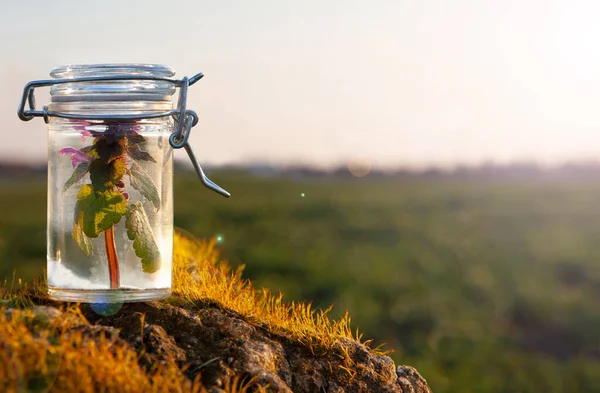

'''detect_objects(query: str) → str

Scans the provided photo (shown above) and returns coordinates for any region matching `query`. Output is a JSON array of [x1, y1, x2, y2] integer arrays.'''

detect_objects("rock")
[[70, 301, 432, 392], [397, 366, 432, 393], [4, 305, 76, 330], [4, 300, 431, 392], [30, 306, 63, 325]]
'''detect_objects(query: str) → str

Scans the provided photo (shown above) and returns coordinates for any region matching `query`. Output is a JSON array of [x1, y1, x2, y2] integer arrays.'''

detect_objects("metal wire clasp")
[[17, 72, 230, 198]]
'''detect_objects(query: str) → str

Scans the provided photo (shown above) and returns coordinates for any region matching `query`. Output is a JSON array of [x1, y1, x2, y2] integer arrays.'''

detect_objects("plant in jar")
[[59, 121, 161, 289]]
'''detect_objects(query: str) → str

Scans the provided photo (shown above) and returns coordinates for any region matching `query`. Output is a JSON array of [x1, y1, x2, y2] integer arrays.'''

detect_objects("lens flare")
[[347, 158, 372, 177], [90, 301, 123, 316]]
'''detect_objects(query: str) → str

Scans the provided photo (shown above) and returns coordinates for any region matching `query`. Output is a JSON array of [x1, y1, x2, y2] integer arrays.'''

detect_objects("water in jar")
[[47, 120, 173, 302]]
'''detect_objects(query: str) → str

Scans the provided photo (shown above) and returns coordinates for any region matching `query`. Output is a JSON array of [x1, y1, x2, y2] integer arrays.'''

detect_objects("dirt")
[[26, 300, 432, 392]]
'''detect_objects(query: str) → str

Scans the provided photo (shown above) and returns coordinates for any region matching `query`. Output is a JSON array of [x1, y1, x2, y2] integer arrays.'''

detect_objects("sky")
[[1, 0, 600, 169]]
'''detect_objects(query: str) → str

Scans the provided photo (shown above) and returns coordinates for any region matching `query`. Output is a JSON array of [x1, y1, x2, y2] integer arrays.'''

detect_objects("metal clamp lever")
[[17, 72, 230, 198], [169, 109, 231, 198]]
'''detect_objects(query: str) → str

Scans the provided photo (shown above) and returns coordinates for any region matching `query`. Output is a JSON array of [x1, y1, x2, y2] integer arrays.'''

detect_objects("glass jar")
[[18, 64, 230, 303]]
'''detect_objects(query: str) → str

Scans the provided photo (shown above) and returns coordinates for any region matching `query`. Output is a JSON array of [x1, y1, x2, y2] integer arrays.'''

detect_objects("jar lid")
[[18, 65, 231, 197], [49, 64, 177, 103]]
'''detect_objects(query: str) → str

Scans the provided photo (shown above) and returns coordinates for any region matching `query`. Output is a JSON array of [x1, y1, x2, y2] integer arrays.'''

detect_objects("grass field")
[[1, 168, 599, 392]]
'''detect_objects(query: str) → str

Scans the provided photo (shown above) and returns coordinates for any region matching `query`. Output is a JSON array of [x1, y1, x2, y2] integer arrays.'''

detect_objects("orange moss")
[[0, 307, 206, 393], [0, 229, 382, 392], [172, 230, 371, 353]]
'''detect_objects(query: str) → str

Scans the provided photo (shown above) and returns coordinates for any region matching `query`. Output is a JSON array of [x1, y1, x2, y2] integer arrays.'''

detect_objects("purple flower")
[[67, 120, 93, 142], [68, 119, 90, 128], [80, 130, 93, 142], [59, 147, 93, 168]]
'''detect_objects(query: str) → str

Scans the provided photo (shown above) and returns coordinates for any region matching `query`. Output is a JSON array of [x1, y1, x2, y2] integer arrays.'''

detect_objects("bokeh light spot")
[[90, 302, 123, 316], [216, 234, 224, 244], [301, 193, 305, 198], [347, 158, 372, 177]]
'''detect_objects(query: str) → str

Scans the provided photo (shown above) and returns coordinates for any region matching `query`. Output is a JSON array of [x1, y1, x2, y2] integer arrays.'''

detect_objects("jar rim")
[[50, 63, 175, 79], [49, 63, 177, 103]]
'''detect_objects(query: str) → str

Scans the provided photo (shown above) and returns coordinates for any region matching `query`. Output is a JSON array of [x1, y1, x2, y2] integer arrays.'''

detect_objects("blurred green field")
[[1, 169, 600, 392]]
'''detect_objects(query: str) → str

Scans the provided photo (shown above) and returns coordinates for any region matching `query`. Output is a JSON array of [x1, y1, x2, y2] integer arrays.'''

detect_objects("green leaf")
[[125, 202, 161, 273], [126, 132, 146, 144], [72, 204, 93, 256], [76, 184, 127, 238], [127, 143, 156, 163], [89, 158, 126, 192], [63, 161, 90, 193], [128, 162, 160, 210]]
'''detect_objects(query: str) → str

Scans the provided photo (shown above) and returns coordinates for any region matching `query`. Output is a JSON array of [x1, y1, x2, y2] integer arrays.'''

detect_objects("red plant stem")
[[105, 226, 120, 289]]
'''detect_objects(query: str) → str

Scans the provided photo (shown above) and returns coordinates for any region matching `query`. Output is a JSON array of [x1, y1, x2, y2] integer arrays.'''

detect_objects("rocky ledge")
[[9, 302, 431, 393]]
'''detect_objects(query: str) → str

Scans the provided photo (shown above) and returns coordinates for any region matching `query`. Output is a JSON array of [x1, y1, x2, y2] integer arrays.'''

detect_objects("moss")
[[0, 230, 388, 393]]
